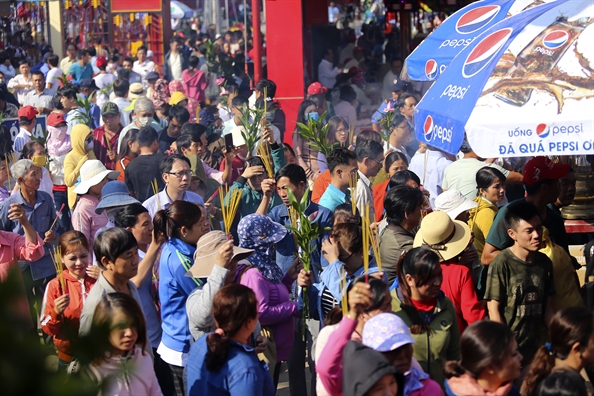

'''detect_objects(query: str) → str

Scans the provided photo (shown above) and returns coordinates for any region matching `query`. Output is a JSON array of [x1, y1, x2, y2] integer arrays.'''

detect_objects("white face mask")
[[138, 117, 152, 127]]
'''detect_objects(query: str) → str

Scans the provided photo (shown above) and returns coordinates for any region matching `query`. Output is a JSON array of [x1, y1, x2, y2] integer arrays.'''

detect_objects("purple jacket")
[[239, 267, 299, 361]]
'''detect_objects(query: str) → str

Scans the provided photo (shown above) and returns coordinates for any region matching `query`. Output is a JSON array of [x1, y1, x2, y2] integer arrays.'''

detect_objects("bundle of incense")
[[349, 172, 358, 215], [151, 179, 161, 210], [365, 205, 382, 272], [288, 206, 299, 250], [258, 142, 274, 178], [104, 134, 112, 152], [362, 205, 370, 281], [50, 245, 66, 293], [220, 186, 242, 235], [340, 266, 348, 316], [49, 203, 66, 231]]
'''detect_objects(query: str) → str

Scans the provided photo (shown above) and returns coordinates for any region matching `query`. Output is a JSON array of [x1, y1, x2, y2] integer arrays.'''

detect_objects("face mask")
[[32, 155, 46, 167], [306, 112, 319, 121], [85, 141, 94, 151], [265, 111, 274, 123], [138, 116, 152, 127]]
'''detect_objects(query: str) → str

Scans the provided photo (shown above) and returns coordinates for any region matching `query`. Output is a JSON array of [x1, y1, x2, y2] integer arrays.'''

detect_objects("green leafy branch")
[[285, 187, 330, 335], [236, 103, 266, 156], [295, 112, 335, 158], [73, 92, 96, 128]]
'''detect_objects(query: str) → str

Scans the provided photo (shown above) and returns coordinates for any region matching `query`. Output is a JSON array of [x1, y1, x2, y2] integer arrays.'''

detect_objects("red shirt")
[[93, 125, 122, 170], [440, 260, 486, 334], [219, 156, 245, 184]]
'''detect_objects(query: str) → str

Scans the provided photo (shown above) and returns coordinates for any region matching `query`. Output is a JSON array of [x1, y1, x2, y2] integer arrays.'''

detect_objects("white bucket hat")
[[73, 160, 120, 195], [434, 189, 477, 221]]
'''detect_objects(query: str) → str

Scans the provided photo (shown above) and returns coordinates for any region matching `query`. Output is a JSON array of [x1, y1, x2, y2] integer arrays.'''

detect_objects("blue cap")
[[146, 71, 159, 80], [198, 109, 215, 125], [95, 181, 141, 214], [80, 78, 98, 90], [363, 313, 416, 352]]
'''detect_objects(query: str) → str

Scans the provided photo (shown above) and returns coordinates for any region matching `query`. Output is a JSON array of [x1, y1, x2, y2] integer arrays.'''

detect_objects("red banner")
[[111, 0, 162, 13]]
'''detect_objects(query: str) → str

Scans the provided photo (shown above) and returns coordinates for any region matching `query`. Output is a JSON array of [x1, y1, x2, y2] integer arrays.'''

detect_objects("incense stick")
[[349, 172, 358, 215], [104, 134, 112, 152], [220, 186, 242, 235], [348, 124, 354, 148], [362, 205, 370, 282], [205, 188, 219, 204], [50, 246, 65, 293], [341, 266, 348, 316], [257, 143, 274, 178], [365, 205, 382, 273], [288, 206, 299, 250], [49, 203, 66, 231]]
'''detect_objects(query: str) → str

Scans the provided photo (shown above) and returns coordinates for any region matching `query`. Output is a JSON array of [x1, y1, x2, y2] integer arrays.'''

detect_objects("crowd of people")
[[0, 17, 592, 396]]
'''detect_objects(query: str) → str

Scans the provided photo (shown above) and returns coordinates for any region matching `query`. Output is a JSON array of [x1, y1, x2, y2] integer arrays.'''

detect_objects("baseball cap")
[[96, 56, 107, 69], [101, 102, 120, 116], [307, 82, 328, 95], [80, 79, 98, 90], [146, 71, 159, 81], [523, 156, 570, 185], [391, 78, 406, 92], [47, 112, 66, 127], [18, 106, 38, 121], [434, 189, 477, 221], [362, 313, 415, 352]]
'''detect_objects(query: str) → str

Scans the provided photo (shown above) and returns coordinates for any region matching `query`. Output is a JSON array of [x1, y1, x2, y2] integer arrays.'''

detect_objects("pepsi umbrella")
[[414, 0, 594, 158], [171, 1, 194, 19], [402, 0, 561, 82]]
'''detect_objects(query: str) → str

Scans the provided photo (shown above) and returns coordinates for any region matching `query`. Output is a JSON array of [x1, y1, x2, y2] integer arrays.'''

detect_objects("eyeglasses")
[[369, 157, 384, 166], [167, 170, 193, 178]]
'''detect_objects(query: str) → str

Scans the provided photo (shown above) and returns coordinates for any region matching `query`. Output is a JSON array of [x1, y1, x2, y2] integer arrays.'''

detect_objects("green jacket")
[[391, 288, 461, 387]]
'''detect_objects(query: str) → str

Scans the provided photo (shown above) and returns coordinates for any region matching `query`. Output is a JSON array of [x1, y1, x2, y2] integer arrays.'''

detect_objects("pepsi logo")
[[424, 115, 434, 141], [455, 5, 500, 34], [542, 30, 569, 49], [536, 123, 550, 138], [425, 59, 438, 80], [462, 28, 513, 78]]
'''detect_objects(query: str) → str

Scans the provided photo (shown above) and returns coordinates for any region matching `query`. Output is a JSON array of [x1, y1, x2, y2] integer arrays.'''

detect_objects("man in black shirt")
[[125, 126, 164, 202]]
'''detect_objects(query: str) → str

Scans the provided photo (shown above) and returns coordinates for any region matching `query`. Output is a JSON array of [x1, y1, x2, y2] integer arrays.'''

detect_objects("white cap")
[[434, 189, 478, 221], [230, 125, 247, 147]]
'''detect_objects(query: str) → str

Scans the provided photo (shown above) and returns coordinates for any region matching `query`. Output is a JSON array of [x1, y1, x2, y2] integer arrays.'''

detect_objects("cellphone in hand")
[[224, 134, 234, 153]]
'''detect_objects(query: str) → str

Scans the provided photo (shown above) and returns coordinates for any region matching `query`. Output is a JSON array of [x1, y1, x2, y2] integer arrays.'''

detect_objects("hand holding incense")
[[349, 172, 358, 215], [50, 246, 66, 294]]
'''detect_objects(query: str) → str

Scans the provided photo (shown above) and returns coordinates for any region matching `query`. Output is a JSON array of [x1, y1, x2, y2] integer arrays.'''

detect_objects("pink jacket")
[[72, 195, 108, 252], [0, 231, 44, 281], [239, 268, 299, 361], [316, 316, 442, 396], [182, 69, 207, 102]]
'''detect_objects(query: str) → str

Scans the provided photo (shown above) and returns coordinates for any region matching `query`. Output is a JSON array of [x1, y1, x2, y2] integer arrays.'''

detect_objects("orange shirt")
[[311, 170, 332, 203], [372, 180, 389, 222]]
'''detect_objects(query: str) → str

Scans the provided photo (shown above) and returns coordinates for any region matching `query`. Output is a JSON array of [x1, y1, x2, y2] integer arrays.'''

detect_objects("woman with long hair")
[[186, 284, 275, 396], [41, 231, 96, 368], [391, 247, 460, 386], [444, 320, 522, 395], [86, 292, 162, 395], [372, 152, 409, 222], [115, 128, 140, 183], [293, 99, 322, 181], [318, 116, 350, 173], [467, 166, 506, 298], [521, 307, 594, 396], [153, 200, 210, 396]]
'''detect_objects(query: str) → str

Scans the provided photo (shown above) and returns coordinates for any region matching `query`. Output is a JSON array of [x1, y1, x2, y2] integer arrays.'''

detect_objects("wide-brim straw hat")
[[186, 231, 254, 278], [73, 160, 120, 195], [413, 211, 471, 262]]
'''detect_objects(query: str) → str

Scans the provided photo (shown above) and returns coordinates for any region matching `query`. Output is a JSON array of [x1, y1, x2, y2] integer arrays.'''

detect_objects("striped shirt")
[[93, 125, 121, 170]]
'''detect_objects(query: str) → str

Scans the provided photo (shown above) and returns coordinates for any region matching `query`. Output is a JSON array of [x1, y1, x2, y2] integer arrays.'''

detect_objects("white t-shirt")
[[133, 60, 155, 88], [94, 73, 117, 108], [442, 157, 510, 200], [46, 67, 63, 89]]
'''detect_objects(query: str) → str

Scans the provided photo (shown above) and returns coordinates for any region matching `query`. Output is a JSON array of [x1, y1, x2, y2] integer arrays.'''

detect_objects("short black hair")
[[19, 59, 29, 67], [31, 70, 44, 79], [169, 105, 190, 125], [86, 46, 96, 57], [246, 157, 264, 170], [53, 91, 63, 110], [390, 114, 409, 129], [504, 201, 540, 232], [160, 153, 191, 175], [397, 93, 416, 109], [137, 126, 158, 147], [58, 84, 79, 100], [176, 126, 206, 152], [113, 78, 130, 97], [327, 147, 357, 173], [231, 95, 249, 108], [255, 79, 276, 99], [137, 45, 147, 54], [170, 36, 184, 46], [476, 166, 506, 193], [355, 139, 383, 163], [77, 49, 88, 60], [385, 186, 424, 225], [389, 170, 420, 189], [188, 55, 199, 69], [307, 94, 325, 109], [226, 83, 239, 95], [94, 228, 138, 268], [355, 129, 382, 147], [19, 117, 34, 126], [384, 151, 409, 171], [123, 57, 134, 65], [48, 54, 59, 67], [524, 178, 556, 197], [339, 85, 356, 103], [113, 203, 149, 228], [275, 164, 307, 185]]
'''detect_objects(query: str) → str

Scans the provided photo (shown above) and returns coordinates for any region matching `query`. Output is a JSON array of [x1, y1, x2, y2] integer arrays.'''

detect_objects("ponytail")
[[520, 345, 555, 396], [205, 284, 258, 372], [152, 200, 204, 240], [153, 209, 176, 238], [443, 361, 468, 379]]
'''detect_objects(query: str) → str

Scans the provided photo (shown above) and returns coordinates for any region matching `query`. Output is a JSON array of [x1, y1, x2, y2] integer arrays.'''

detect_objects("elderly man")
[[93, 102, 123, 169], [117, 97, 162, 152], [23, 71, 55, 115], [0, 159, 56, 326]]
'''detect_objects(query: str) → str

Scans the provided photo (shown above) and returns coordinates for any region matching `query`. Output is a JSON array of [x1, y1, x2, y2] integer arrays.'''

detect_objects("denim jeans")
[[53, 191, 72, 232]]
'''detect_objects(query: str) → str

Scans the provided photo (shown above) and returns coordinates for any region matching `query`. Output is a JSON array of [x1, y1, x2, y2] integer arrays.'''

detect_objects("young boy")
[[485, 201, 555, 366], [124, 126, 164, 202]]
